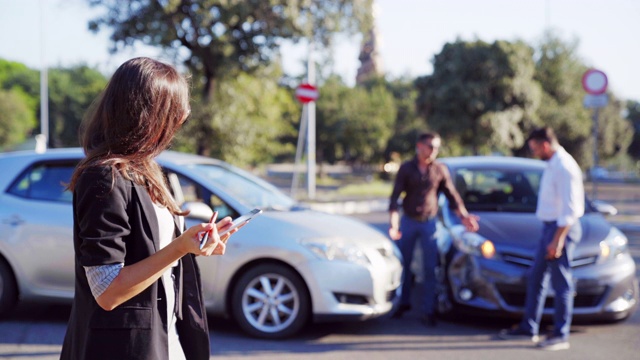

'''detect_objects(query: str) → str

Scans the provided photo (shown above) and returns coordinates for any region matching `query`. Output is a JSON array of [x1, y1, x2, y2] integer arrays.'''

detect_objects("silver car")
[[0, 148, 402, 338]]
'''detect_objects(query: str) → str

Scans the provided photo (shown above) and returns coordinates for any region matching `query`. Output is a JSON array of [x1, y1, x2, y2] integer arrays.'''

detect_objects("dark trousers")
[[520, 221, 581, 339], [396, 215, 438, 316]]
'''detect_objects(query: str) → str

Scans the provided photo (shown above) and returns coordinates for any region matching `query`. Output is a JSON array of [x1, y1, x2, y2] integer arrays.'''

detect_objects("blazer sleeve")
[[74, 167, 132, 266]]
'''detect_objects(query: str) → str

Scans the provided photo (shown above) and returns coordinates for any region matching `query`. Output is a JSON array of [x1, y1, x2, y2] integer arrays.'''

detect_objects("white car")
[[0, 148, 402, 338]]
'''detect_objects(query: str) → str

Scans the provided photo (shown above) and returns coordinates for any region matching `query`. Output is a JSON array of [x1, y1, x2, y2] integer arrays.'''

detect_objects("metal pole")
[[291, 106, 308, 199], [39, 0, 49, 152], [592, 108, 600, 200], [306, 42, 316, 200]]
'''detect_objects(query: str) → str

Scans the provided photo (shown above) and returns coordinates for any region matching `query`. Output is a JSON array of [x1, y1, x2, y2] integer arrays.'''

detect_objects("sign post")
[[291, 52, 320, 200], [582, 69, 608, 200]]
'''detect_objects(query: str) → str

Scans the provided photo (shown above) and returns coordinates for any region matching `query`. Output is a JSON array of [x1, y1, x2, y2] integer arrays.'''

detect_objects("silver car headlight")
[[299, 238, 371, 267], [451, 225, 496, 259], [598, 227, 629, 262]]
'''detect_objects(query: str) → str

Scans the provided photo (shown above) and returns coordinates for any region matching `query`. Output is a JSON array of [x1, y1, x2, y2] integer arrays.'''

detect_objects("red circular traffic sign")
[[295, 83, 319, 103], [582, 69, 608, 95]]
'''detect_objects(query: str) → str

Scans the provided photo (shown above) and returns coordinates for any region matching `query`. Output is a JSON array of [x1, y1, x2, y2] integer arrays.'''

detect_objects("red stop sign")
[[295, 83, 319, 103]]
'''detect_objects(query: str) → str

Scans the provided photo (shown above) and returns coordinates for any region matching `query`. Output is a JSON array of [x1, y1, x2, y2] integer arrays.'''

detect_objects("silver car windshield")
[[454, 168, 542, 213], [191, 164, 296, 210]]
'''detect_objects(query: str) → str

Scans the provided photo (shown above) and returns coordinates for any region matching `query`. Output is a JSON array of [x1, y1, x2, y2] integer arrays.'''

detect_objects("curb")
[[302, 198, 388, 215], [301, 198, 640, 233]]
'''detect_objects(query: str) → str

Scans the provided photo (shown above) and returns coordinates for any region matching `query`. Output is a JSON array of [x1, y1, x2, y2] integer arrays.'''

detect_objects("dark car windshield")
[[453, 168, 542, 213]]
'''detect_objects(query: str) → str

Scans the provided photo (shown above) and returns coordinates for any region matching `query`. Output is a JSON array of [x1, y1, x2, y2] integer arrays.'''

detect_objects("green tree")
[[0, 59, 39, 147], [87, 0, 373, 156], [361, 75, 423, 161], [415, 39, 541, 155], [48, 65, 108, 147], [173, 65, 299, 166], [0, 89, 36, 149], [533, 32, 632, 168], [382, 77, 424, 161], [316, 75, 395, 164], [627, 100, 640, 161], [0, 59, 109, 149], [0, 59, 40, 102]]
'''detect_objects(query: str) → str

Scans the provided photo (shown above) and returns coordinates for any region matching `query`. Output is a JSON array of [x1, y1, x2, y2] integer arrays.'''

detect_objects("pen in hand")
[[199, 211, 218, 250]]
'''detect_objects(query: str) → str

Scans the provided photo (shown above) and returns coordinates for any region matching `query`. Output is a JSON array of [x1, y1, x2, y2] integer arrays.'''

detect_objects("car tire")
[[231, 263, 310, 339], [436, 249, 461, 321], [0, 259, 18, 317]]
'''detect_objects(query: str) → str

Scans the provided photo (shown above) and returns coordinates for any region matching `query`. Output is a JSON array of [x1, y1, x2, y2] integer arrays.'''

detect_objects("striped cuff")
[[84, 263, 124, 299]]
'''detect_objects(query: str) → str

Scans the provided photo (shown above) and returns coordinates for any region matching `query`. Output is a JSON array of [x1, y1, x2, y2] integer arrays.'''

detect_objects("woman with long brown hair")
[[61, 57, 233, 360]]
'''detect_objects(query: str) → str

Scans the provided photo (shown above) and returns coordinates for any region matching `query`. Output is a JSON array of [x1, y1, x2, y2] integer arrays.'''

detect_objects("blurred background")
[[1, 0, 639, 199]]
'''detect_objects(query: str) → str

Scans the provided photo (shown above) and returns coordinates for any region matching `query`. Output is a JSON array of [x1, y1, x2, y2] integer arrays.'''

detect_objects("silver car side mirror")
[[182, 201, 214, 221]]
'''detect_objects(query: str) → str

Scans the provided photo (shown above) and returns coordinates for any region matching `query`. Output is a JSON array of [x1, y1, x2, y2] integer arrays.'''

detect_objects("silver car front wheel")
[[231, 263, 310, 339]]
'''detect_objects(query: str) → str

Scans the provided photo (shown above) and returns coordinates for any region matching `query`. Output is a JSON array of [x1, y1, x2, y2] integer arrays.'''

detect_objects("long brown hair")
[[69, 57, 191, 215]]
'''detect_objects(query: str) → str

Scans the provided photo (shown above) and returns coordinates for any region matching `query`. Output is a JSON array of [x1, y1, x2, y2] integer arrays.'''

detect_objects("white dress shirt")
[[536, 146, 585, 227], [153, 203, 187, 360]]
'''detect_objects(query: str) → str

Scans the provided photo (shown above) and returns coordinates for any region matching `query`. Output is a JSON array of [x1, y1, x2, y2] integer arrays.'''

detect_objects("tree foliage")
[[0, 89, 35, 149], [415, 39, 541, 155], [87, 0, 373, 155], [627, 100, 640, 161], [361, 75, 423, 161], [316, 75, 395, 164], [533, 32, 632, 168], [0, 59, 108, 150], [48, 65, 108, 147], [88, 0, 372, 73], [0, 59, 40, 149], [173, 65, 299, 166]]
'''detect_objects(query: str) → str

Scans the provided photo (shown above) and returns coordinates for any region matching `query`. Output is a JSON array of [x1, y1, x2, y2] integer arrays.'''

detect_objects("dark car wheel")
[[0, 260, 18, 317], [231, 263, 310, 339], [435, 249, 462, 320]]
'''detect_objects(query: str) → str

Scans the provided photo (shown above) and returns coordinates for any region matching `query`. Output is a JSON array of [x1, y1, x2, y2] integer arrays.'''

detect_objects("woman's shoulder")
[[75, 164, 129, 195], [77, 164, 114, 183]]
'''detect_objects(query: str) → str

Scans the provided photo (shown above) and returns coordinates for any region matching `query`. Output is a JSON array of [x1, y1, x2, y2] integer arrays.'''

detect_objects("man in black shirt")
[[389, 132, 479, 326]]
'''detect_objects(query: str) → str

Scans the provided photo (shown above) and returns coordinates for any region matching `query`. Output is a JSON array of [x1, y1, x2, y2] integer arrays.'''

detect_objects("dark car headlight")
[[598, 227, 629, 263], [451, 225, 496, 259]]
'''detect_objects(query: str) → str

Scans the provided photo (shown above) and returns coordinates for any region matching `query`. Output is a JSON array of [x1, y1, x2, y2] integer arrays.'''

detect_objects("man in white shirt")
[[498, 127, 584, 351]]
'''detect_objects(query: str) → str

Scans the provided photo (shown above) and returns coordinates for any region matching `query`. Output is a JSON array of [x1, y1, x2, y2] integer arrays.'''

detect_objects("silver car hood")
[[258, 210, 391, 246]]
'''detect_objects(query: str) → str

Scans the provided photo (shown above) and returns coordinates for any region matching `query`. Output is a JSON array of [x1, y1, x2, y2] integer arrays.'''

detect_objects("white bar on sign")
[[296, 88, 318, 99], [583, 94, 608, 108]]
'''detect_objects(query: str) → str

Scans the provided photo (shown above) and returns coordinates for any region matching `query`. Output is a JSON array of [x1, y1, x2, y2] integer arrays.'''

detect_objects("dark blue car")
[[435, 156, 638, 322]]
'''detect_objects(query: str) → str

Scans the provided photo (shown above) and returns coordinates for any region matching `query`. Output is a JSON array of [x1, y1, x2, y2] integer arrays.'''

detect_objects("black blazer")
[[60, 166, 210, 360]]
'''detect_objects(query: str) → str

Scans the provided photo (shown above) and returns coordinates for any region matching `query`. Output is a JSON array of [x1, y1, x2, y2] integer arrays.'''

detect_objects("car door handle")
[[2, 215, 24, 226]]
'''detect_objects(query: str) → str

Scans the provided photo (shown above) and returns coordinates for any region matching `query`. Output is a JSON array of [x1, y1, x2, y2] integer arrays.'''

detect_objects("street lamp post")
[[39, 0, 49, 152]]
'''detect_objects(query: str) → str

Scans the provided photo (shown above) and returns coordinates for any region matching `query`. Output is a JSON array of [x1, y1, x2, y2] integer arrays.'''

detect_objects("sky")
[[1, 0, 639, 101]]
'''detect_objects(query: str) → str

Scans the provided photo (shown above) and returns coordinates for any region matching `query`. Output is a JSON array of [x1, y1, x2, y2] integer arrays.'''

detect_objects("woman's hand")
[[178, 216, 240, 256]]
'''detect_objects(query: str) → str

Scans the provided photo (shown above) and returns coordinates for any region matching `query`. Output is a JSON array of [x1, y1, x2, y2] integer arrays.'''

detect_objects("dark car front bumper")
[[443, 251, 638, 322]]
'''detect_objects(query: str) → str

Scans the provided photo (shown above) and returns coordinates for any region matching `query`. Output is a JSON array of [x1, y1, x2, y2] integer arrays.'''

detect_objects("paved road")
[[0, 216, 638, 360]]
